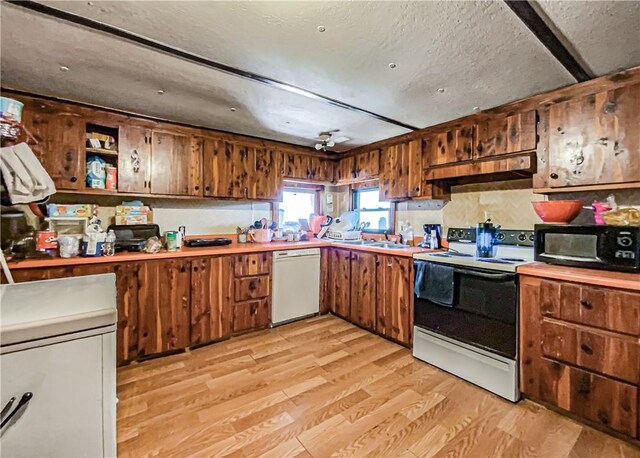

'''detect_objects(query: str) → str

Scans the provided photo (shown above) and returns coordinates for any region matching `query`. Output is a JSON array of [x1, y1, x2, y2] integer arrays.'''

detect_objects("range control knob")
[[617, 236, 633, 247], [496, 232, 506, 241], [517, 233, 527, 243], [529, 233, 535, 242]]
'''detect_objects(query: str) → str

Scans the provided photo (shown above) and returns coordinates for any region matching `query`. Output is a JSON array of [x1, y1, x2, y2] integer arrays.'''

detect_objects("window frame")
[[274, 182, 322, 226], [351, 185, 395, 234]]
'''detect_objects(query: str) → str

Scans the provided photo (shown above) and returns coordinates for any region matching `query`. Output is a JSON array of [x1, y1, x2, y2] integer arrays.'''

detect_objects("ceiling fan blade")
[[332, 136, 351, 144]]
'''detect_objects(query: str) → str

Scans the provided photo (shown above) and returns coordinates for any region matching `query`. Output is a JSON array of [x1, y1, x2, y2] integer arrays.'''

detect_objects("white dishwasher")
[[272, 248, 321, 325]]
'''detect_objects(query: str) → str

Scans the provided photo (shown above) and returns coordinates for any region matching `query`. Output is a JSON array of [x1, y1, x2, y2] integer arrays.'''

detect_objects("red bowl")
[[532, 200, 583, 224]]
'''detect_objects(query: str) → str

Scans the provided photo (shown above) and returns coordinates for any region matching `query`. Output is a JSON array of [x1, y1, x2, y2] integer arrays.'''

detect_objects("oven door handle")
[[453, 268, 515, 281]]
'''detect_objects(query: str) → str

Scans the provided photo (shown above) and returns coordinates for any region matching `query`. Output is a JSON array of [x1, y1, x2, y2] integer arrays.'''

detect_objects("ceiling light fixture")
[[156, 89, 165, 95], [59, 65, 69, 72], [388, 63, 397, 69], [437, 88, 445, 93], [317, 25, 326, 33]]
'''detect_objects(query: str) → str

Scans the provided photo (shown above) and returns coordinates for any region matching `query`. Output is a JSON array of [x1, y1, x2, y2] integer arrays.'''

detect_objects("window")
[[352, 188, 393, 233], [279, 188, 317, 226]]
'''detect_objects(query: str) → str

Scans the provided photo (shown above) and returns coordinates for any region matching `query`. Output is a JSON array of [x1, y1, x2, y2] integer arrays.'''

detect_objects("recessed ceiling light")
[[59, 65, 69, 72], [156, 89, 165, 95], [388, 63, 397, 69], [230, 107, 237, 112], [437, 88, 445, 93], [317, 25, 326, 33]]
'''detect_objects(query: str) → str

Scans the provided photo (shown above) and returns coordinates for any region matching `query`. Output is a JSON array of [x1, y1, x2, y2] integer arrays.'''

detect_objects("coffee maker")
[[418, 224, 442, 249]]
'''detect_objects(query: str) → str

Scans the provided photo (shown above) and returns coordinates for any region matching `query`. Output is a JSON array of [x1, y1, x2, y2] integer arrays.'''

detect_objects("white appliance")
[[413, 227, 535, 402], [0, 274, 117, 457], [272, 248, 321, 325]]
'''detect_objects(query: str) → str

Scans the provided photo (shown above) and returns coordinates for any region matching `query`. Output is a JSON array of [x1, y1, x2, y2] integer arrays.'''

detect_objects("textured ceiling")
[[1, 1, 638, 151]]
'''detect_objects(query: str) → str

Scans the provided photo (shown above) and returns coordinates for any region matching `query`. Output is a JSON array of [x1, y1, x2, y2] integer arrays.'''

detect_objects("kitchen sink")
[[369, 242, 411, 249], [332, 239, 377, 245]]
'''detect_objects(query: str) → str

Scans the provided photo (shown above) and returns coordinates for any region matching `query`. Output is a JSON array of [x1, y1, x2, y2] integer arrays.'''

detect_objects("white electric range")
[[412, 227, 534, 402]]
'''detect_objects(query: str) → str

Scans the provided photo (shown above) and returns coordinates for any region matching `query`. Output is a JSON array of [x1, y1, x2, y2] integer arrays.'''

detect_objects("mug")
[[238, 233, 247, 243], [250, 229, 272, 243]]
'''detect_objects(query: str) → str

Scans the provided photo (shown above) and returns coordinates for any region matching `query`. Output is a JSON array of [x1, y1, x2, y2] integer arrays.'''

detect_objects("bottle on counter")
[[103, 229, 116, 256], [36, 220, 58, 256]]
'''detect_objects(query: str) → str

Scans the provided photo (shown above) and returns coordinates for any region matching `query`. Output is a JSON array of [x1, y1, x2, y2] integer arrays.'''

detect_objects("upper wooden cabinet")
[[475, 111, 537, 158], [379, 139, 422, 200], [546, 83, 640, 188], [334, 150, 380, 185], [118, 126, 151, 194], [334, 156, 356, 184], [150, 131, 201, 196], [424, 125, 474, 167], [21, 108, 85, 191], [281, 151, 334, 183]]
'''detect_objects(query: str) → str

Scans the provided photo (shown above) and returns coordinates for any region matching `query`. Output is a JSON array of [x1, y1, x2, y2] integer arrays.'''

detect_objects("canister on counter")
[[166, 231, 177, 251]]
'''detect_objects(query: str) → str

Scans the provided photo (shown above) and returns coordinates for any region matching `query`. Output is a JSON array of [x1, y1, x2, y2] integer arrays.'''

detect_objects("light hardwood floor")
[[117, 315, 639, 457]]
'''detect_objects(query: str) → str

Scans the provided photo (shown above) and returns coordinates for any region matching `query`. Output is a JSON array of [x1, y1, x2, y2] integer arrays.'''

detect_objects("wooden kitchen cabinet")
[[251, 147, 282, 200], [21, 108, 85, 190], [376, 255, 413, 345], [231, 253, 272, 333], [319, 248, 330, 315], [354, 149, 380, 181], [190, 256, 233, 346], [282, 151, 334, 183], [326, 248, 352, 319], [475, 111, 536, 158], [232, 299, 270, 333], [201, 137, 238, 198], [546, 83, 640, 188], [349, 251, 377, 331], [520, 275, 640, 439], [335, 155, 357, 184], [379, 139, 422, 200], [150, 131, 201, 196], [118, 125, 152, 193], [424, 124, 475, 166], [137, 258, 191, 358]]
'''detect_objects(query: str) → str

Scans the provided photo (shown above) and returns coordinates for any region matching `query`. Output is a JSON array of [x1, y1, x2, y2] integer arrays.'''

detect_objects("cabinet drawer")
[[234, 253, 272, 277], [537, 358, 637, 438], [232, 299, 270, 333], [540, 279, 640, 336], [541, 320, 638, 384], [234, 275, 270, 302]]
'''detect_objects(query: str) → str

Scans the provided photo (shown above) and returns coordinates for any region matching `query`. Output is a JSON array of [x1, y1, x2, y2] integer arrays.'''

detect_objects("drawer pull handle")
[[578, 374, 591, 394], [579, 299, 592, 309], [580, 343, 593, 355]]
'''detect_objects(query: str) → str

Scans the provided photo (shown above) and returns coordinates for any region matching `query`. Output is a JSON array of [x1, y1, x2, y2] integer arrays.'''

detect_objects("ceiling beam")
[[5, 0, 419, 131], [504, 0, 593, 82]]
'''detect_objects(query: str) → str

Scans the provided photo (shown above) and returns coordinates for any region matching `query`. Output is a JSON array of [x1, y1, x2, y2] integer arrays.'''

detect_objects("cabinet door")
[[231, 144, 253, 199], [426, 125, 474, 166], [202, 137, 238, 198], [355, 149, 380, 180], [190, 256, 233, 346], [232, 299, 270, 333], [118, 126, 151, 193], [327, 248, 351, 319], [350, 251, 377, 330], [250, 147, 282, 200], [376, 255, 413, 345], [475, 111, 536, 159], [548, 84, 640, 187], [137, 259, 190, 357], [22, 110, 84, 190], [319, 249, 330, 315], [335, 156, 356, 184], [150, 131, 201, 196], [379, 140, 421, 200]]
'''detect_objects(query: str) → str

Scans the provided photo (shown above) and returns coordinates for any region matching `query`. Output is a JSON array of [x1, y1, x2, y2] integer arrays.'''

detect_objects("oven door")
[[414, 263, 517, 359]]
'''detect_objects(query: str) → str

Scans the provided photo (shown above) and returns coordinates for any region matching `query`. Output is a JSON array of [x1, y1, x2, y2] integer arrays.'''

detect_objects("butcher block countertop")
[[7, 238, 437, 270], [517, 262, 640, 291]]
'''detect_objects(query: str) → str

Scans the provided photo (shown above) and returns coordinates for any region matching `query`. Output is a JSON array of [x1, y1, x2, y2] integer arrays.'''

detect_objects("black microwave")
[[534, 224, 640, 272]]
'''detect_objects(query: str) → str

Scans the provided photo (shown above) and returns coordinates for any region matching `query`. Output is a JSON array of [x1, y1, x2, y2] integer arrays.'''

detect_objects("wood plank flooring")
[[117, 315, 639, 457]]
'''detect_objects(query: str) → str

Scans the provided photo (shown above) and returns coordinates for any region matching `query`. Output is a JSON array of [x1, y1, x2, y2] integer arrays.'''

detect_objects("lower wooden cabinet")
[[520, 275, 640, 439], [232, 299, 270, 333], [137, 259, 191, 358], [376, 255, 413, 345], [326, 248, 352, 319], [324, 247, 414, 345], [350, 251, 377, 330], [190, 256, 233, 346]]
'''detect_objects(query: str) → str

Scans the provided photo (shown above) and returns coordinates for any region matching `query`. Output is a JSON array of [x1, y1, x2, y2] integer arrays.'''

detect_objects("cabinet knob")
[[70, 176, 78, 183], [580, 343, 593, 355], [549, 172, 559, 179], [579, 299, 592, 310], [194, 185, 200, 191], [205, 185, 211, 191]]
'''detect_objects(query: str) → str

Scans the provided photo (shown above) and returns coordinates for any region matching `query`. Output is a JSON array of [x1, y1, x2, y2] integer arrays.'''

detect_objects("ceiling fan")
[[314, 131, 350, 151]]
